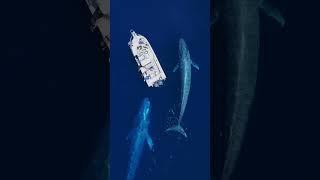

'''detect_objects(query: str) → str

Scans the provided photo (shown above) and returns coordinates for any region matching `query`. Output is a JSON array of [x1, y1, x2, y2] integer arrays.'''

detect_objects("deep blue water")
[[110, 0, 210, 179]]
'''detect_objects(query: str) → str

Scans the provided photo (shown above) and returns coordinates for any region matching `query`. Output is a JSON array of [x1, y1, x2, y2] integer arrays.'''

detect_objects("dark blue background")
[[2, 1, 108, 179], [110, 0, 210, 179]]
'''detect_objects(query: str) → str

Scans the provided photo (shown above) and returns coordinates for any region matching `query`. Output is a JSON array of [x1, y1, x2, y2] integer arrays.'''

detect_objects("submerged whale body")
[[212, 0, 285, 179], [127, 98, 154, 180]]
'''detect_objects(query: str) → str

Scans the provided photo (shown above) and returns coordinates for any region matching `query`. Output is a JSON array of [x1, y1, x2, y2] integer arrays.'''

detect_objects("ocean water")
[[110, 0, 211, 180]]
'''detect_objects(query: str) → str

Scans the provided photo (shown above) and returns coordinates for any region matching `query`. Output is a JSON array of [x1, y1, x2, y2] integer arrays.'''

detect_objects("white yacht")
[[128, 30, 167, 87]]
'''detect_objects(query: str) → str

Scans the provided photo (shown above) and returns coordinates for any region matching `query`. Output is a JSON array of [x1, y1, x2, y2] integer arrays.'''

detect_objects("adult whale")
[[127, 98, 154, 180], [166, 38, 199, 138], [212, 0, 285, 179]]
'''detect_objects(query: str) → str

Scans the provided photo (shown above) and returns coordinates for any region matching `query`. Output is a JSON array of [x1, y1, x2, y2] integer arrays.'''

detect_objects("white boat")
[[128, 30, 167, 87]]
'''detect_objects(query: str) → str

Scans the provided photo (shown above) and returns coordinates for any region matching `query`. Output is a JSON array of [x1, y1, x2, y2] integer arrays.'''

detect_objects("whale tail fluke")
[[166, 124, 187, 138]]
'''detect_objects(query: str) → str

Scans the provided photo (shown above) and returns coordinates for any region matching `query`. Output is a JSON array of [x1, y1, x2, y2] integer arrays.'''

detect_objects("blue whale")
[[166, 38, 199, 138], [127, 98, 154, 180], [213, 0, 285, 179]]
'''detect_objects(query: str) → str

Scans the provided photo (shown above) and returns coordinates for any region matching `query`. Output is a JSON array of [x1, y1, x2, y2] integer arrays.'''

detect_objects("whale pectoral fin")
[[191, 61, 200, 70], [146, 132, 154, 151], [173, 63, 180, 72], [260, 0, 286, 27]]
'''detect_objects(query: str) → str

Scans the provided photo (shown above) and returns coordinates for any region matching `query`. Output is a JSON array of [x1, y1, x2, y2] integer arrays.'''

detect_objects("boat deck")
[[128, 30, 166, 87]]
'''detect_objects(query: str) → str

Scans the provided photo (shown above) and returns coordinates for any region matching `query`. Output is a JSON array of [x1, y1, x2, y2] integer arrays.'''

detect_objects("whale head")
[[140, 98, 151, 128], [178, 38, 190, 62]]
